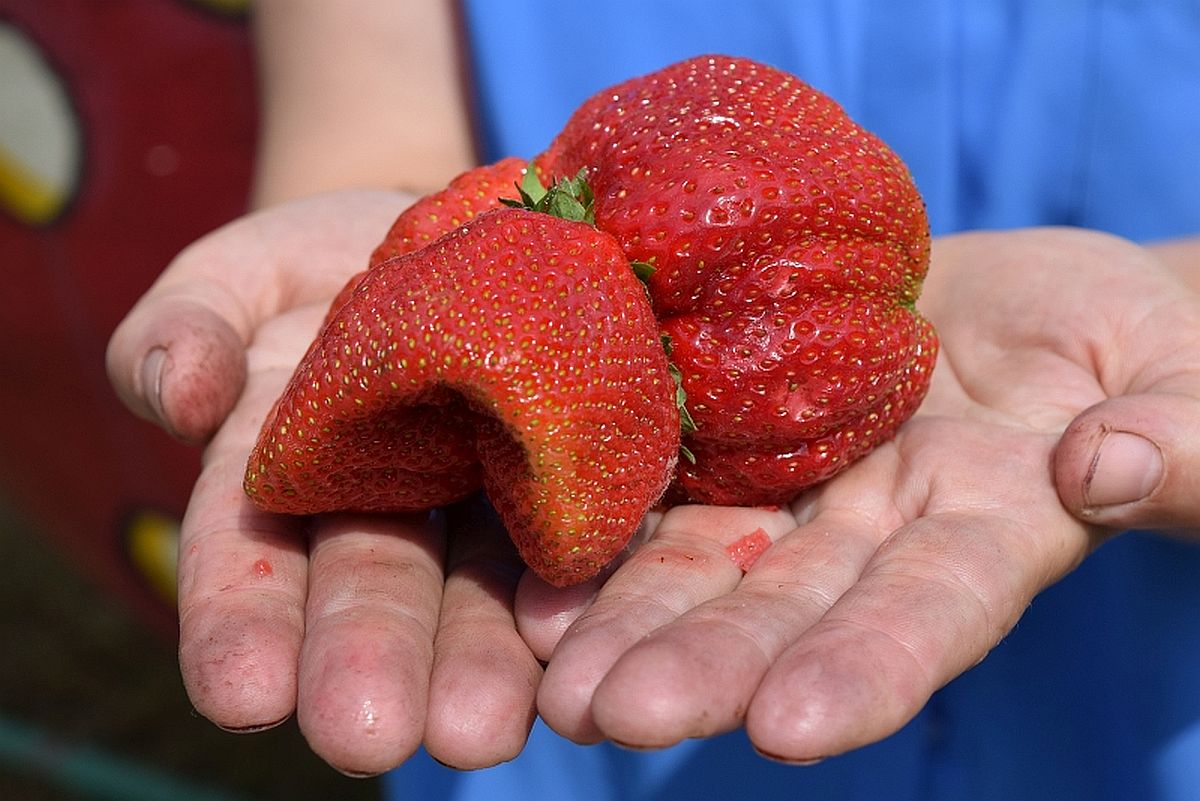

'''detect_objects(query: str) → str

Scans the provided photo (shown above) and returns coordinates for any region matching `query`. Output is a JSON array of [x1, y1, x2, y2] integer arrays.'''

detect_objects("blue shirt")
[[386, 3, 1200, 799]]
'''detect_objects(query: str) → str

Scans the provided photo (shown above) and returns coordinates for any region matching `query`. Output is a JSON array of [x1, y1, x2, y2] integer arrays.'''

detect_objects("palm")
[[110, 189, 1199, 773], [524, 228, 1200, 760], [110, 190, 546, 774]]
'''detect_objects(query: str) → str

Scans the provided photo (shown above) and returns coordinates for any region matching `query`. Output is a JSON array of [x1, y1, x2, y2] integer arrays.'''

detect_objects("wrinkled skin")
[[108, 189, 1200, 775]]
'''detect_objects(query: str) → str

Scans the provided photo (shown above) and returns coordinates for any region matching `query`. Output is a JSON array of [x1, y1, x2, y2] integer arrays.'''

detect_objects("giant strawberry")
[[535, 55, 937, 505], [245, 197, 679, 587], [246, 55, 937, 584], [323, 157, 528, 323]]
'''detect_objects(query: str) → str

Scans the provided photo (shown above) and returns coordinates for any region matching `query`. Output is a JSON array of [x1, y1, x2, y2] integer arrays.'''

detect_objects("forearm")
[[250, 0, 476, 209]]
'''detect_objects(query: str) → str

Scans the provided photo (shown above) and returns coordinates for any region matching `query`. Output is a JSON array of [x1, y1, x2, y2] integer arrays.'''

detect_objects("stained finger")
[[536, 504, 795, 743], [106, 191, 408, 442], [746, 510, 1087, 763], [588, 511, 881, 748], [1057, 393, 1200, 535], [175, 452, 309, 732], [424, 496, 541, 769], [296, 512, 446, 777]]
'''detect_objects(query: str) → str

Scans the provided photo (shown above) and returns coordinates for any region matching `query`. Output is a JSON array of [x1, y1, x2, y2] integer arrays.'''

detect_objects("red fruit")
[[726, 527, 772, 573], [537, 55, 937, 505], [247, 55, 938, 584], [371, 157, 527, 264], [326, 158, 527, 322], [245, 206, 678, 587]]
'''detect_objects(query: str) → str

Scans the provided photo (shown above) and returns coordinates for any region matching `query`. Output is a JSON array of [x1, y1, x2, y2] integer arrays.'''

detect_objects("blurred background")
[[0, 1, 379, 797], [0, 501, 379, 801]]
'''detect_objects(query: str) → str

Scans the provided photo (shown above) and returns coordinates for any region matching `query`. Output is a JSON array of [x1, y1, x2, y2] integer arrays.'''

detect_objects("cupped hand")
[[107, 191, 544, 774], [520, 227, 1200, 761]]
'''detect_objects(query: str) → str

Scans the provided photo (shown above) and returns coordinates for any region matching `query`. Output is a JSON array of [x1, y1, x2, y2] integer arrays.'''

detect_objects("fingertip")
[[1055, 396, 1195, 530], [589, 636, 728, 749], [535, 640, 609, 744], [745, 614, 941, 764], [744, 650, 877, 765], [423, 653, 538, 770], [742, 655, 828, 762], [178, 613, 301, 733], [109, 299, 247, 443], [157, 305, 247, 443], [514, 570, 603, 662], [296, 630, 429, 777], [424, 529, 541, 769]]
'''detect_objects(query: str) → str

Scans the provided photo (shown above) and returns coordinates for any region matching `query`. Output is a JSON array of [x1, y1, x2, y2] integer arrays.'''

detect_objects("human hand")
[[107, 191, 547, 774], [518, 227, 1200, 761]]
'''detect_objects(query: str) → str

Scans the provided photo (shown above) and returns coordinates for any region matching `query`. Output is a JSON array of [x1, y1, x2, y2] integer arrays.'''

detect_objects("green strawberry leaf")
[[662, 334, 698, 464], [631, 260, 656, 283], [502, 167, 594, 224], [668, 361, 698, 435], [517, 167, 548, 205]]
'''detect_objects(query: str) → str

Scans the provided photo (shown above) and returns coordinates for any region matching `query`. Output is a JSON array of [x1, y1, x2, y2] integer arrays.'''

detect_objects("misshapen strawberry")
[[247, 55, 937, 585], [371, 157, 527, 264], [537, 55, 937, 505], [246, 205, 678, 586], [325, 158, 527, 322]]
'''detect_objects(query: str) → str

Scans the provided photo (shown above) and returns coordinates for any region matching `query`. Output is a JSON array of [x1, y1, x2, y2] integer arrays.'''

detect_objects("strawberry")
[[535, 55, 937, 505], [325, 158, 526, 322], [370, 157, 527, 264], [246, 54, 937, 584], [245, 199, 679, 587]]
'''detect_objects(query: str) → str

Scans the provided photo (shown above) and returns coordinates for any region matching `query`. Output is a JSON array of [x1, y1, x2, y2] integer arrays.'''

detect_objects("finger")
[[745, 510, 1086, 763], [424, 496, 542, 770], [296, 512, 446, 777], [536, 505, 795, 743], [587, 510, 880, 749], [176, 451, 309, 732], [514, 512, 669, 664], [512, 511, 665, 662], [107, 295, 248, 444], [1056, 393, 1200, 534], [512, 570, 607, 662], [106, 190, 409, 443], [174, 322, 324, 730], [580, 431, 913, 749]]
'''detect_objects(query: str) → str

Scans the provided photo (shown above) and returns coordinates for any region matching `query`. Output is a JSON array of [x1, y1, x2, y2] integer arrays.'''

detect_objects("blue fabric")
[[384, 2, 1200, 799], [461, 0, 1200, 241]]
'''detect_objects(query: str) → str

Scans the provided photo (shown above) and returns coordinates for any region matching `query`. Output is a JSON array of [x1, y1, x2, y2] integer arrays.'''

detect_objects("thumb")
[[1055, 393, 1200, 533], [106, 285, 248, 445], [105, 189, 415, 444]]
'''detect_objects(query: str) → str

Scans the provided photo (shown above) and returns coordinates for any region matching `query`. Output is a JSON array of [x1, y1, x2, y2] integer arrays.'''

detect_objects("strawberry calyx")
[[505, 168, 699, 464], [501, 167, 595, 223], [504, 167, 658, 276]]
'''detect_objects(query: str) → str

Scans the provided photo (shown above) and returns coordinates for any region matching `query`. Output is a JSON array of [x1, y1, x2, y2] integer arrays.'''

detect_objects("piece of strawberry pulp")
[[244, 179, 679, 587], [534, 55, 938, 506]]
